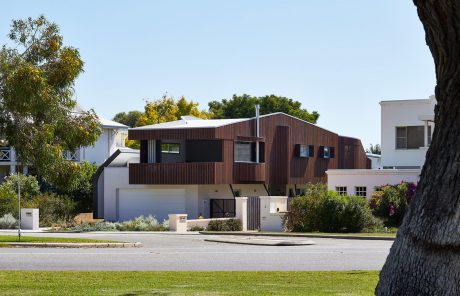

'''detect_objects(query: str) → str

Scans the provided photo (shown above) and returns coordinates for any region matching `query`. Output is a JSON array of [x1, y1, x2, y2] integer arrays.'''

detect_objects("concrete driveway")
[[0, 232, 392, 271]]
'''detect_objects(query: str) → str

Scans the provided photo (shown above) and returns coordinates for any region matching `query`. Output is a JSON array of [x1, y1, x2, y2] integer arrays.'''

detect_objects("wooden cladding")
[[129, 162, 233, 185], [234, 162, 266, 183]]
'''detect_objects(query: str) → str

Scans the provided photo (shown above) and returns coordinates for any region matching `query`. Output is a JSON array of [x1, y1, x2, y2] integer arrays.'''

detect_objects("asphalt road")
[[0, 232, 392, 271]]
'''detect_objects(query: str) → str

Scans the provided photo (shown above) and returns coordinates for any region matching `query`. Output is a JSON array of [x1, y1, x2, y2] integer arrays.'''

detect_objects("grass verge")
[[0, 235, 117, 244], [0, 270, 378, 295]]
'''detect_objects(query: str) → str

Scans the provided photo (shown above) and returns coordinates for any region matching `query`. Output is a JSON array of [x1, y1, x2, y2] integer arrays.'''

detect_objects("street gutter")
[[200, 231, 395, 241]]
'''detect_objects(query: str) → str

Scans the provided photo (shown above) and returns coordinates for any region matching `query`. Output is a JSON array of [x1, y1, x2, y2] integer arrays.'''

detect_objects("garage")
[[117, 189, 186, 222]]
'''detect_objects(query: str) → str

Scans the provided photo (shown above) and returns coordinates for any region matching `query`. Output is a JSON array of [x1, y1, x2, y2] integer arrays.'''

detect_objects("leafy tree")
[[0, 174, 41, 218], [112, 110, 143, 127], [366, 143, 381, 155], [0, 16, 101, 188], [376, 1, 460, 295], [208, 94, 319, 123], [136, 95, 209, 126]]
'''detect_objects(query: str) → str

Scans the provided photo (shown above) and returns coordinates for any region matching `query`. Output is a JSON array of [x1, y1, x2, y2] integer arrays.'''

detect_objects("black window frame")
[[161, 143, 180, 154]]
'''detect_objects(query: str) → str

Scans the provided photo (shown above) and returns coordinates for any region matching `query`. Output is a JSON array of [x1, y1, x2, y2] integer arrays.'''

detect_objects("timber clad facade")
[[128, 113, 369, 186]]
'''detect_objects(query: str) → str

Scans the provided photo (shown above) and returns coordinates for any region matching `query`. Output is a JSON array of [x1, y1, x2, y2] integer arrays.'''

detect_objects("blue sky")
[[1, 1, 435, 147]]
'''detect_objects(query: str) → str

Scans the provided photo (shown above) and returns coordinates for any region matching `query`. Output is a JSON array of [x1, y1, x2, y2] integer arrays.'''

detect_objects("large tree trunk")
[[376, 1, 460, 295]]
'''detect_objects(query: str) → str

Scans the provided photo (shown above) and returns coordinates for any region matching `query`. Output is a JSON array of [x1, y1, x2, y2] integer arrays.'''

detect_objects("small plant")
[[0, 213, 18, 229], [206, 219, 242, 231], [72, 222, 118, 232], [189, 225, 205, 231], [116, 215, 167, 231]]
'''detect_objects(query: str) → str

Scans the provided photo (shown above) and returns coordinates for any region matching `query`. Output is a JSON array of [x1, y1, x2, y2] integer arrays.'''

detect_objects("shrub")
[[284, 183, 381, 233], [0, 174, 41, 218], [72, 222, 118, 232], [0, 213, 18, 229], [189, 225, 205, 231], [369, 182, 416, 227], [206, 219, 242, 231], [23, 193, 77, 227], [116, 215, 167, 231]]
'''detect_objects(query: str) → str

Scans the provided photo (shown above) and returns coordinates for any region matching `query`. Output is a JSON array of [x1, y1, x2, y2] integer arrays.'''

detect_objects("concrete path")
[[0, 232, 392, 271]]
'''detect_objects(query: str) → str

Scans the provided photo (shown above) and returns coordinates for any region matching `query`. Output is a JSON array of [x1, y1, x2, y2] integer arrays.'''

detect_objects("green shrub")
[[369, 182, 416, 227], [72, 222, 118, 232], [0, 213, 18, 229], [206, 219, 242, 231], [116, 215, 168, 231], [0, 174, 41, 218], [23, 193, 77, 227], [284, 183, 381, 233], [189, 225, 205, 231]]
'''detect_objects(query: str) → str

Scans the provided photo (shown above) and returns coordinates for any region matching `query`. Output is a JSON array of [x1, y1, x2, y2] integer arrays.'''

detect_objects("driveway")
[[0, 232, 392, 271]]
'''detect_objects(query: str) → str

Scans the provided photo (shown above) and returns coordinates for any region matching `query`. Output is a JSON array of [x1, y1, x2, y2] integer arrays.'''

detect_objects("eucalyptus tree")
[[377, 1, 460, 294], [0, 16, 101, 188]]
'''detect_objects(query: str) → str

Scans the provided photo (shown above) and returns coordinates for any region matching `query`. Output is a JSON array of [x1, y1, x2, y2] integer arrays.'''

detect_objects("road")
[[0, 232, 392, 271]]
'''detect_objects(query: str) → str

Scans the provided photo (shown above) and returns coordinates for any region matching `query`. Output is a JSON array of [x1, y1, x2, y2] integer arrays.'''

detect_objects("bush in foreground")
[[285, 183, 382, 233], [0, 213, 18, 229], [206, 219, 242, 231], [69, 215, 169, 232]]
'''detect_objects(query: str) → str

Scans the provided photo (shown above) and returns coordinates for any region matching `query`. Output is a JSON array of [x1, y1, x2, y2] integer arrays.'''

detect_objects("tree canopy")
[[112, 110, 143, 128], [208, 94, 319, 123], [366, 143, 381, 155], [0, 16, 101, 187]]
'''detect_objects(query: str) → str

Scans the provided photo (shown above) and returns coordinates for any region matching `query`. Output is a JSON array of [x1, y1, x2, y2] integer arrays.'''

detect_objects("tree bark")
[[376, 1, 460, 295]]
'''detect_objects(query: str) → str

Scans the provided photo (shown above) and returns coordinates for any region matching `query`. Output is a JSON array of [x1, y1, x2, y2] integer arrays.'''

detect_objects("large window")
[[235, 141, 256, 162], [396, 126, 424, 149], [161, 143, 180, 154]]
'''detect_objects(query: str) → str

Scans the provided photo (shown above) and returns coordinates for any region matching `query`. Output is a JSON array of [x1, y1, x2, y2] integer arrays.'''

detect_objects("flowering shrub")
[[369, 182, 417, 227]]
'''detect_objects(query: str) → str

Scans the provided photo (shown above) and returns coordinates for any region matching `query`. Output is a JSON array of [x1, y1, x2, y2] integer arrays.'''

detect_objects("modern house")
[[94, 112, 369, 222], [327, 95, 435, 197], [0, 108, 128, 180]]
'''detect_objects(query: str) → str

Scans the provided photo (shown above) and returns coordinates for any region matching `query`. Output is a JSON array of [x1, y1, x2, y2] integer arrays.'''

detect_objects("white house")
[[0, 107, 128, 180], [326, 95, 435, 197]]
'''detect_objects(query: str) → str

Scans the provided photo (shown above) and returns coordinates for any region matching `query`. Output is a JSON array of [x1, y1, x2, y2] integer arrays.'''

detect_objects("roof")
[[74, 102, 128, 129], [130, 116, 250, 130], [379, 96, 436, 105]]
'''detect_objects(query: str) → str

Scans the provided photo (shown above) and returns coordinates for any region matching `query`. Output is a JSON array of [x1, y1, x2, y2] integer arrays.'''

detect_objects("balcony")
[[234, 162, 266, 183], [129, 162, 232, 185]]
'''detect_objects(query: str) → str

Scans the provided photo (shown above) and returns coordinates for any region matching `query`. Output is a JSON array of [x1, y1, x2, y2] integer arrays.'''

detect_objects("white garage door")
[[118, 189, 186, 222]]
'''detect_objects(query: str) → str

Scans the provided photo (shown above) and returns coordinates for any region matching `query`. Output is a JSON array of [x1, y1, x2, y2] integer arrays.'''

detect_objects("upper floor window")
[[161, 143, 180, 154], [235, 141, 255, 162], [396, 126, 424, 149], [297, 144, 314, 158], [320, 146, 335, 159]]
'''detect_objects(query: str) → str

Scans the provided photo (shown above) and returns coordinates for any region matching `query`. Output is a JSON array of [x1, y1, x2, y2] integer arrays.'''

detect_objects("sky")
[[1, 1, 436, 148]]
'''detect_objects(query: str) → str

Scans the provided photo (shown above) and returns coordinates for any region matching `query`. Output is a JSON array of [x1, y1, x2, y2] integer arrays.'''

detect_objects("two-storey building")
[[94, 112, 369, 222]]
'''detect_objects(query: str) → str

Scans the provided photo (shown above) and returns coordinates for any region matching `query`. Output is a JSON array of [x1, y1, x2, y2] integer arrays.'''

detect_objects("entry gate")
[[210, 199, 235, 218], [247, 196, 260, 230]]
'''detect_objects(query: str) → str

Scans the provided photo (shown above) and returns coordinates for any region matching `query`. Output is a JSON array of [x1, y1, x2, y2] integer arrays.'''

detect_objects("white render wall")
[[326, 169, 421, 198], [81, 128, 127, 165], [380, 97, 435, 168]]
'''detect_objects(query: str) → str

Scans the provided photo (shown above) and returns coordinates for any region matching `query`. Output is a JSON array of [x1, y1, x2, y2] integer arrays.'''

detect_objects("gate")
[[247, 196, 260, 230], [210, 199, 235, 218]]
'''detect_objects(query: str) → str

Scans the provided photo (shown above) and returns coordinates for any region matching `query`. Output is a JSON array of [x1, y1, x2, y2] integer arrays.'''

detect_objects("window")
[[428, 125, 432, 145], [161, 143, 180, 154], [335, 186, 347, 196], [235, 141, 255, 162], [298, 144, 314, 158], [355, 186, 367, 197], [396, 126, 425, 149], [320, 146, 335, 158]]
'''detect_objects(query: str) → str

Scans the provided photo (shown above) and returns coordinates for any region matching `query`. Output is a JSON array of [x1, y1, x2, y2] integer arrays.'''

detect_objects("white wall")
[[326, 169, 421, 198], [82, 128, 127, 165], [380, 97, 435, 168]]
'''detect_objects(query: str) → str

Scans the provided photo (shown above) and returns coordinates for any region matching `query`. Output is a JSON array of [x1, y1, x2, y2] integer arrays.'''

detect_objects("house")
[[0, 108, 128, 180], [94, 111, 369, 222], [326, 95, 435, 197]]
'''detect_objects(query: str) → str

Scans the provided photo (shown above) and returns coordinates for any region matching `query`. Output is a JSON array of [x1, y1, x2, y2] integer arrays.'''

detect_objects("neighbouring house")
[[94, 111, 369, 222], [0, 106, 128, 180], [327, 95, 436, 197]]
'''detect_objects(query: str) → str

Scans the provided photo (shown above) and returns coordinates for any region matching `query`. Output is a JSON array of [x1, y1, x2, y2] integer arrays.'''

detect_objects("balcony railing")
[[0, 148, 11, 162], [234, 162, 266, 183], [129, 162, 232, 185]]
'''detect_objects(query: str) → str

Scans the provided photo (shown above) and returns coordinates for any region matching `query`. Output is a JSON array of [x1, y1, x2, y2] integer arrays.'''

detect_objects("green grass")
[[0, 235, 118, 244], [0, 270, 378, 295]]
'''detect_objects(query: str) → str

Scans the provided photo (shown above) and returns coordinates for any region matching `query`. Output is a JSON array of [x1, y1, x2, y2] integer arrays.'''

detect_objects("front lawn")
[[0, 235, 117, 244], [0, 270, 379, 295]]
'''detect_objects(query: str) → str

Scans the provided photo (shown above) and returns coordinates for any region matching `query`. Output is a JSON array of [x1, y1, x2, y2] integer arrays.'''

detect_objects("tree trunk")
[[376, 1, 460, 295]]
